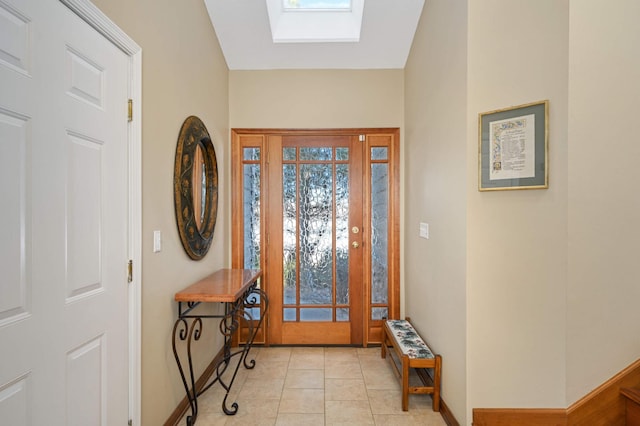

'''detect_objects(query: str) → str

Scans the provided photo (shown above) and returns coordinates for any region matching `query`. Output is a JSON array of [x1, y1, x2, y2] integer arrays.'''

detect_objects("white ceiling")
[[203, 0, 426, 70]]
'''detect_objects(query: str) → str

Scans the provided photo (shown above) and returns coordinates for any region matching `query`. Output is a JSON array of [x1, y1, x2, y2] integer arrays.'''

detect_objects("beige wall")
[[566, 0, 640, 404], [229, 70, 404, 129], [91, 1, 230, 424], [464, 0, 640, 417], [404, 0, 468, 423], [466, 0, 569, 415]]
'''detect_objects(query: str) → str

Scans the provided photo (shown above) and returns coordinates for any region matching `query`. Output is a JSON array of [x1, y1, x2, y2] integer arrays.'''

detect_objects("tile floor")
[[180, 346, 446, 425]]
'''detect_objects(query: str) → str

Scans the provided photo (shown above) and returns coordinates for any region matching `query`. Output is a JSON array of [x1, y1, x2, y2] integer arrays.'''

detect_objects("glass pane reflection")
[[299, 163, 333, 305], [300, 147, 332, 161], [300, 308, 332, 321], [283, 147, 296, 161], [243, 147, 260, 161], [283, 164, 297, 305], [371, 163, 388, 305], [243, 164, 261, 270], [371, 147, 388, 160], [371, 307, 388, 320]]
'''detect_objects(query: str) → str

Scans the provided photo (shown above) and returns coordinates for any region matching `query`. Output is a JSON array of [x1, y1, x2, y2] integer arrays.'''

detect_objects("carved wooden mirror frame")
[[174, 116, 218, 260]]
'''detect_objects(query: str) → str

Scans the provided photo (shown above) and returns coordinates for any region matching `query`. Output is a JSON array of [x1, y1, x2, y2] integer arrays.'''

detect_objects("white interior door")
[[0, 0, 131, 424]]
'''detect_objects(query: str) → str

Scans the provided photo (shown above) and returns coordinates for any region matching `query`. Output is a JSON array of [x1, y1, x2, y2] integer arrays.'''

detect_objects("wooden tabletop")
[[174, 269, 262, 303]]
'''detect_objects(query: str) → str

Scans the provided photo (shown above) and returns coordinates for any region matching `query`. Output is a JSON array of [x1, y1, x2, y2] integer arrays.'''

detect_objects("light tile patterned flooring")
[[181, 346, 446, 425]]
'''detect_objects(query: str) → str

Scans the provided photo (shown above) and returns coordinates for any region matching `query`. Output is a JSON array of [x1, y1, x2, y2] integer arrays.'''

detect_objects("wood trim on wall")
[[439, 398, 461, 426], [473, 409, 567, 426], [567, 358, 640, 425], [472, 358, 640, 426]]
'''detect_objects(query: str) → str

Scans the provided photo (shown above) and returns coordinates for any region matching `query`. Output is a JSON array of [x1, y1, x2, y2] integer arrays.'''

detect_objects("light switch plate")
[[419, 222, 429, 239], [153, 230, 162, 252]]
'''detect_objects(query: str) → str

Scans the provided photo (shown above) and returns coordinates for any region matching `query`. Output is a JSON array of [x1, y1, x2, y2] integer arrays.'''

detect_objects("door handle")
[[352, 241, 360, 249]]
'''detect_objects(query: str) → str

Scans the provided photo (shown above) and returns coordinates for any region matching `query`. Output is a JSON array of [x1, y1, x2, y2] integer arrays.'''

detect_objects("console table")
[[172, 269, 267, 425]]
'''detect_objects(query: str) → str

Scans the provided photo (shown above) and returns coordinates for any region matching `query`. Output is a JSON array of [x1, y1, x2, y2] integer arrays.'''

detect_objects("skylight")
[[267, 0, 364, 43], [283, 0, 352, 11]]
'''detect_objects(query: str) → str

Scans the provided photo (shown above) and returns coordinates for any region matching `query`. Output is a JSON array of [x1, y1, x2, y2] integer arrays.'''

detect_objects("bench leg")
[[402, 356, 409, 411], [432, 355, 441, 412], [381, 324, 391, 359]]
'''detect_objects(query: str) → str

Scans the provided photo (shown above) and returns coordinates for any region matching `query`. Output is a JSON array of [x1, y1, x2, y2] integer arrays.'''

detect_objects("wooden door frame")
[[231, 128, 400, 346]]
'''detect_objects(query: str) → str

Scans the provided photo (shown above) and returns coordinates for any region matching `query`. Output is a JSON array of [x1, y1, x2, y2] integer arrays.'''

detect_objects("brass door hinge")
[[128, 99, 133, 122], [127, 260, 133, 283]]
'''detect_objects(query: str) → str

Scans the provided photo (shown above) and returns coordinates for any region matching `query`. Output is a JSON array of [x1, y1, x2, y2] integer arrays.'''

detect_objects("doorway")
[[232, 129, 399, 346]]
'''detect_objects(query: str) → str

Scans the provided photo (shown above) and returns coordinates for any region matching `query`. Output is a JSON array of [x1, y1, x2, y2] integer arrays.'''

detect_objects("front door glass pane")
[[299, 163, 333, 305], [371, 147, 388, 160], [243, 159, 262, 325], [283, 164, 297, 305], [300, 147, 332, 161], [336, 147, 349, 160], [371, 163, 388, 305], [243, 163, 261, 269], [371, 307, 388, 321], [243, 147, 261, 161], [336, 163, 349, 306], [336, 308, 349, 322], [283, 147, 296, 161], [284, 308, 296, 321], [300, 308, 332, 321], [283, 146, 350, 322]]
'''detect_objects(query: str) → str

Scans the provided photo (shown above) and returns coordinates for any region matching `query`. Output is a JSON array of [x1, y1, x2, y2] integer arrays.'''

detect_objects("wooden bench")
[[381, 318, 442, 412]]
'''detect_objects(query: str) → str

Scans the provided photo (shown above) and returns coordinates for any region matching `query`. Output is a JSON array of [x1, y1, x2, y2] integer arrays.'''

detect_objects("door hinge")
[[127, 259, 133, 283], [358, 134, 365, 142], [128, 99, 133, 122]]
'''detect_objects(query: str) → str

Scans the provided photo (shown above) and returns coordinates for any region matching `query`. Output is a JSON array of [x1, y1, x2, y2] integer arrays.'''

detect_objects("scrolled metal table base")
[[172, 282, 268, 425]]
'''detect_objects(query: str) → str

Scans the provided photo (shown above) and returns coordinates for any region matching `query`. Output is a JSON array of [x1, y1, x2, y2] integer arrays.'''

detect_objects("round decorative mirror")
[[174, 116, 218, 260]]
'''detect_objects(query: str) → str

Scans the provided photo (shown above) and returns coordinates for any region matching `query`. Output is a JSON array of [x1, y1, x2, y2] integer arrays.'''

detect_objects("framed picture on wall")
[[478, 100, 548, 191]]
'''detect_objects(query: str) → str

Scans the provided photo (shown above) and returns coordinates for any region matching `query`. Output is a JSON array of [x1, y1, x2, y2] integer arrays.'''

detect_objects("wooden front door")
[[269, 134, 364, 344], [232, 129, 399, 346]]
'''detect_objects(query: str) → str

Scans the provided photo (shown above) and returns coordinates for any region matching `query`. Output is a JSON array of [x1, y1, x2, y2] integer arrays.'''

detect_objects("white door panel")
[[0, 0, 130, 424], [0, 0, 31, 76], [0, 372, 30, 424], [66, 131, 104, 300], [0, 109, 30, 327]]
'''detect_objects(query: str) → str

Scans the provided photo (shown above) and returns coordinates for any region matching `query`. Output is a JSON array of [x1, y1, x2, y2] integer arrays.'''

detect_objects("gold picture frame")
[[478, 100, 548, 191]]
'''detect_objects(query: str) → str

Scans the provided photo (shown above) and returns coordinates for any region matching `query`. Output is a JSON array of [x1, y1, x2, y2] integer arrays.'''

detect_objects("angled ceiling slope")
[[204, 0, 425, 70]]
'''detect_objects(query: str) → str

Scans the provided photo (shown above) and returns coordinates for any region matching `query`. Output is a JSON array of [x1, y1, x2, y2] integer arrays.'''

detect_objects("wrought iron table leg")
[[214, 301, 246, 415], [241, 285, 269, 369], [172, 317, 202, 426]]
